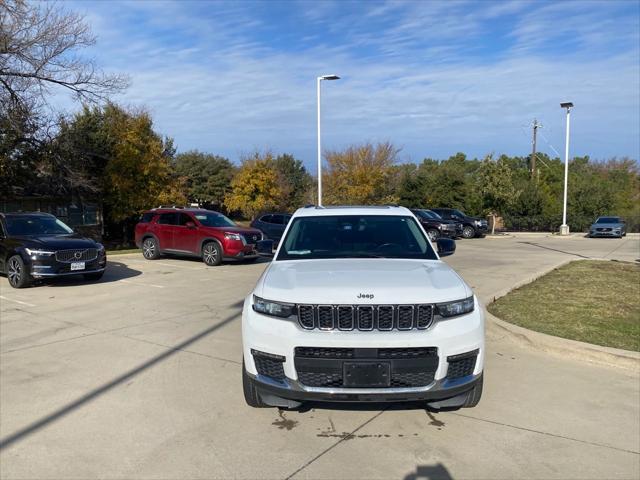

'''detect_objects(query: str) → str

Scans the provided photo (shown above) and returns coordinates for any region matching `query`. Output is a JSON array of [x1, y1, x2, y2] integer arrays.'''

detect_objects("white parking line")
[[0, 295, 36, 307], [120, 280, 165, 289], [120, 259, 203, 271]]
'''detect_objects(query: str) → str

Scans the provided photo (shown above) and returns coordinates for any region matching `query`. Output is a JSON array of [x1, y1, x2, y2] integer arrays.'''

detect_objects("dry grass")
[[488, 260, 640, 351]]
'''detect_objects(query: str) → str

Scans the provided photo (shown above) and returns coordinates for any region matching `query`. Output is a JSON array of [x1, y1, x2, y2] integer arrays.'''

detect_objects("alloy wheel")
[[427, 230, 439, 241], [203, 243, 218, 265], [7, 258, 21, 287], [462, 226, 475, 239], [142, 239, 156, 259]]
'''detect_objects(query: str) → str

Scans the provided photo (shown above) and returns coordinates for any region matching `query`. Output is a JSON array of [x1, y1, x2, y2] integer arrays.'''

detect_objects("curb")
[[486, 312, 640, 371], [485, 259, 640, 371]]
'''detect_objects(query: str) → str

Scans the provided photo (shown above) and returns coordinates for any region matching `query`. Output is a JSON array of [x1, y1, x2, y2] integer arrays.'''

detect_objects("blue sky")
[[66, 0, 639, 167]]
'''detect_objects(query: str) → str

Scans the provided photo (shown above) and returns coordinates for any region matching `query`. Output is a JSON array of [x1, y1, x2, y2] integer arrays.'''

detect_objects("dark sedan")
[[0, 212, 106, 288], [589, 216, 626, 238]]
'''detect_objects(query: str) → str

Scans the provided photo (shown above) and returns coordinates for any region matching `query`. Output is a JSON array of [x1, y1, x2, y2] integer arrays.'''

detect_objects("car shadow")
[[404, 463, 454, 480], [160, 253, 272, 267], [38, 260, 142, 287], [292, 401, 460, 413]]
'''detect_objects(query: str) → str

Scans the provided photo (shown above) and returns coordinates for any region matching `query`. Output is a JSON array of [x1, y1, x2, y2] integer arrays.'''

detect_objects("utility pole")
[[531, 119, 540, 180]]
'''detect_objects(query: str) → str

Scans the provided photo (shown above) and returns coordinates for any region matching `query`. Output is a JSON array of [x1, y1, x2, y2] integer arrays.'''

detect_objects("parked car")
[[589, 216, 626, 238], [430, 208, 488, 238], [250, 213, 292, 243], [134, 207, 263, 266], [0, 212, 106, 289], [411, 209, 462, 240], [242, 205, 484, 410]]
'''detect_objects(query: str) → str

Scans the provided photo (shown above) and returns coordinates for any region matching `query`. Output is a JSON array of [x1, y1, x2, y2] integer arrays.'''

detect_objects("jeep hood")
[[257, 259, 471, 305]]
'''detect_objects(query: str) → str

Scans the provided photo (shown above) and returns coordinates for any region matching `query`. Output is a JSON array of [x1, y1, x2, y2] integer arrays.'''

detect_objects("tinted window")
[[277, 215, 437, 261], [271, 215, 285, 225], [424, 210, 442, 219], [140, 212, 155, 223], [596, 217, 620, 224], [5, 216, 74, 236], [0, 221, 5, 237], [260, 215, 274, 223], [178, 213, 194, 226], [193, 212, 236, 227], [157, 213, 177, 225], [452, 209, 465, 218]]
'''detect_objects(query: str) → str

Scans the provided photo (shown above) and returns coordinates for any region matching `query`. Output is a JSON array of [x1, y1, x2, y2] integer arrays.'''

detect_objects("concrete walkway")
[[0, 235, 638, 479]]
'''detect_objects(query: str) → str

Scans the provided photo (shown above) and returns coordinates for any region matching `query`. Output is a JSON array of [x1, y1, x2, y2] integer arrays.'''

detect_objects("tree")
[[476, 156, 518, 216], [174, 150, 236, 208], [0, 1, 127, 113], [323, 142, 400, 205], [273, 153, 312, 208], [224, 153, 284, 219]]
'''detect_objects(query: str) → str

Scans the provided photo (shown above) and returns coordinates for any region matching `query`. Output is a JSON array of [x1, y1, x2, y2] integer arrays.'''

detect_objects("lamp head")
[[560, 102, 574, 109], [319, 74, 340, 81]]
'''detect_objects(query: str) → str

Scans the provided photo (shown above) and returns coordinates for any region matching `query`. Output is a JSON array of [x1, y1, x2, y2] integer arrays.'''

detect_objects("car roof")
[[1, 212, 55, 218], [146, 208, 222, 215], [292, 205, 413, 218]]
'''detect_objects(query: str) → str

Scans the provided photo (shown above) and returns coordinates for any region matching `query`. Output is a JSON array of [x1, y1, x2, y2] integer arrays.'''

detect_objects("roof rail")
[[303, 204, 316, 208], [155, 205, 184, 209]]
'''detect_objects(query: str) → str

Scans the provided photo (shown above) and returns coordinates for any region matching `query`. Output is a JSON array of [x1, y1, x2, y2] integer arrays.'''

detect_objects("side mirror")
[[436, 238, 456, 257], [185, 221, 196, 229], [257, 239, 275, 257]]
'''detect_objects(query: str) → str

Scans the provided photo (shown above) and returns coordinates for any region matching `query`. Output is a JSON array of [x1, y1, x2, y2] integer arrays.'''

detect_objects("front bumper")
[[26, 253, 107, 278], [590, 230, 622, 237], [242, 296, 485, 403]]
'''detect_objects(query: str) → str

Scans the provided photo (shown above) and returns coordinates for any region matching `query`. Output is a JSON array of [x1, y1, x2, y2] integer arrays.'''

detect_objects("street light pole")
[[559, 102, 573, 235], [316, 74, 340, 206]]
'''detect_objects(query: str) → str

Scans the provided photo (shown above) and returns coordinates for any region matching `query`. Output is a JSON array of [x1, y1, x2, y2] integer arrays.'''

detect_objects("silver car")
[[589, 216, 626, 238]]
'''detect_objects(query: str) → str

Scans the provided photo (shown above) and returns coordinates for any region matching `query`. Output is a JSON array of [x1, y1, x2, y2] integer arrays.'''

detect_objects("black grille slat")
[[295, 347, 355, 359], [55, 248, 98, 263], [253, 355, 285, 380], [357, 306, 374, 330], [377, 306, 394, 330], [446, 355, 477, 380], [297, 371, 343, 387], [337, 306, 354, 330], [378, 347, 437, 359], [390, 371, 435, 387], [318, 306, 334, 329], [298, 305, 315, 329], [397, 305, 414, 330], [417, 305, 434, 329], [296, 304, 440, 331]]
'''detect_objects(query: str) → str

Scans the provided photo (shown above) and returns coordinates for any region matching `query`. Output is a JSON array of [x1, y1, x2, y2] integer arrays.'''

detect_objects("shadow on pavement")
[[0, 308, 241, 451], [38, 260, 142, 287], [404, 463, 454, 480]]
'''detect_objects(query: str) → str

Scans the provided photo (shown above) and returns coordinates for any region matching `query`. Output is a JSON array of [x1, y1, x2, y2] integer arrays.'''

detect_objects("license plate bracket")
[[343, 362, 390, 387], [70, 262, 85, 271]]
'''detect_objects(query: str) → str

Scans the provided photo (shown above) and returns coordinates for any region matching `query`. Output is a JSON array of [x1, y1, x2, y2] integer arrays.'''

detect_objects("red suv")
[[134, 207, 263, 266]]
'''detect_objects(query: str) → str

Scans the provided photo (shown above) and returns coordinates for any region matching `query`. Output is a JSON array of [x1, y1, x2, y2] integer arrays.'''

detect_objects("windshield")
[[452, 209, 465, 218], [277, 215, 438, 261], [596, 217, 619, 224], [417, 210, 441, 220], [194, 212, 236, 227], [5, 216, 74, 236]]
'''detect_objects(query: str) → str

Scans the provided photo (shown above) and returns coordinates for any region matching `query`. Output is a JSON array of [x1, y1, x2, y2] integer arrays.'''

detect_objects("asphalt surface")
[[0, 234, 639, 479]]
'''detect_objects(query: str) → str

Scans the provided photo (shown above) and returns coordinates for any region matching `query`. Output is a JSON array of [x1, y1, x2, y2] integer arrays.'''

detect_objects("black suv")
[[0, 212, 106, 288], [250, 213, 292, 243], [430, 208, 488, 238], [411, 209, 462, 240]]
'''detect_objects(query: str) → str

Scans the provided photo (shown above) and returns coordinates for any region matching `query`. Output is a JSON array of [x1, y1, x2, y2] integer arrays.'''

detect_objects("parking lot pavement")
[[1, 236, 639, 479]]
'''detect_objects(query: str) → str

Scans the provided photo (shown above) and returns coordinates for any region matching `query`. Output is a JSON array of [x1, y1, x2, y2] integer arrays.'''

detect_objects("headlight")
[[436, 296, 474, 317], [25, 248, 55, 257], [224, 232, 242, 241], [252, 295, 295, 318]]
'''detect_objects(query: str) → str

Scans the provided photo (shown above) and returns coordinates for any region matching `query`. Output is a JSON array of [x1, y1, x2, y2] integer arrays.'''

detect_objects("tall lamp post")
[[317, 74, 340, 206], [559, 101, 573, 235]]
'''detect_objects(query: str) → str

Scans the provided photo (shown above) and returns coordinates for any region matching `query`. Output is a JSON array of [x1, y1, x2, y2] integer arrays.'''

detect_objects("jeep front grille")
[[55, 248, 98, 263], [296, 304, 434, 331]]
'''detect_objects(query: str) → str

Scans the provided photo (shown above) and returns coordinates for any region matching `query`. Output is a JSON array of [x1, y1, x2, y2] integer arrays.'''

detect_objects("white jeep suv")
[[242, 206, 484, 409]]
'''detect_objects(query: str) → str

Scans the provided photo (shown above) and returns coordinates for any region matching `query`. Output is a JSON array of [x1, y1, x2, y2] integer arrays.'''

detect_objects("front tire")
[[462, 225, 476, 239], [142, 237, 160, 260], [243, 361, 269, 408], [462, 375, 483, 408], [7, 255, 30, 289], [202, 241, 222, 266]]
